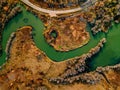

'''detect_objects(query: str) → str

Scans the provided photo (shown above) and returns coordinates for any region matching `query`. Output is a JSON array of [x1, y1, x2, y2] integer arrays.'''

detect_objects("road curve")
[[21, 0, 82, 17]]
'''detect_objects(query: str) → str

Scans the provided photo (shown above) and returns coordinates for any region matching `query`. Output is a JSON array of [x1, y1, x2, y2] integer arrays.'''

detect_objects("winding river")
[[0, 5, 120, 70]]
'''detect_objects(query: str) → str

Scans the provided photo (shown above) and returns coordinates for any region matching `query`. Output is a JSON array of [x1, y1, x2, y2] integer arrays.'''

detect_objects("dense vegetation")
[[85, 0, 120, 34]]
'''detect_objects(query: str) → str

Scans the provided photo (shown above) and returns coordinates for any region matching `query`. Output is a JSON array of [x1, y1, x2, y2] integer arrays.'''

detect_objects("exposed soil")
[[44, 16, 90, 51]]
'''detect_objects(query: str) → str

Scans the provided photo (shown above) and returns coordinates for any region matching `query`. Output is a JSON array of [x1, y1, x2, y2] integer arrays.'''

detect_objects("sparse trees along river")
[[85, 0, 120, 34], [0, 0, 21, 56]]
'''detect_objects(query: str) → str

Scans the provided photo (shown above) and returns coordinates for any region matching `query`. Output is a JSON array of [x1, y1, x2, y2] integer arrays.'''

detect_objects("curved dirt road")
[[21, 0, 82, 17]]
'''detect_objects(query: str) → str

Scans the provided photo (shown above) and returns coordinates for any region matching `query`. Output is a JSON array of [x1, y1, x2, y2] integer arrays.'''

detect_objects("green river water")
[[0, 6, 120, 70]]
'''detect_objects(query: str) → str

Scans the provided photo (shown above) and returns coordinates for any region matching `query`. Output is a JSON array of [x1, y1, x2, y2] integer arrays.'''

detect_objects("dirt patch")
[[44, 16, 90, 51]]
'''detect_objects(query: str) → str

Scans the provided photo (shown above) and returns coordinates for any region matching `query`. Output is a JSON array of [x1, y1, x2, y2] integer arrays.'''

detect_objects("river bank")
[[0, 0, 120, 90], [0, 0, 20, 56], [0, 26, 120, 90]]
